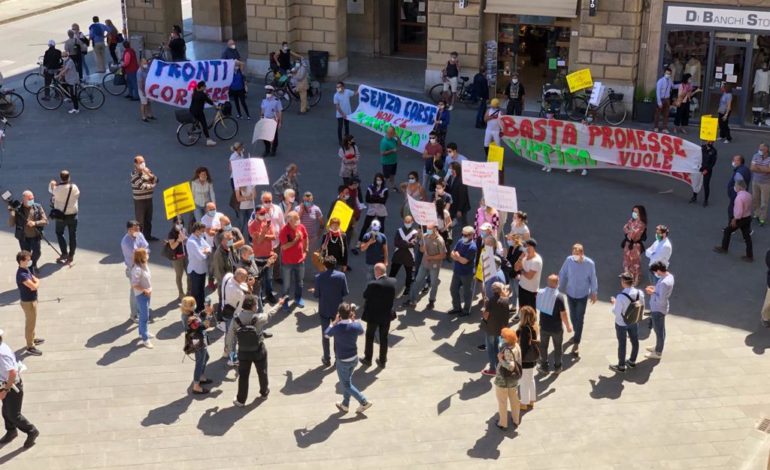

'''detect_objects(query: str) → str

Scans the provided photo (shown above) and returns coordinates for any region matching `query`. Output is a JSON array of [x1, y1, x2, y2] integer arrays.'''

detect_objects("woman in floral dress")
[[622, 205, 647, 285]]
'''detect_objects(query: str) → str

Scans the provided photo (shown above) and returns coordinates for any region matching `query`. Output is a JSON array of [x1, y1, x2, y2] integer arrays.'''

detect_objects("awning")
[[484, 0, 578, 18]]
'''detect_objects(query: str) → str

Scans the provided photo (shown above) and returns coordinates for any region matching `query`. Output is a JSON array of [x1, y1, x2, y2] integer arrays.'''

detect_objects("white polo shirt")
[[0, 342, 21, 384]]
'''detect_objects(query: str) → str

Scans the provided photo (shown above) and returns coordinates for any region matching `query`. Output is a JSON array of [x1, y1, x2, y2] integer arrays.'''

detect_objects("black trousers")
[[230, 90, 250, 117], [191, 110, 210, 138], [337, 117, 350, 145], [518, 286, 537, 309], [133, 198, 154, 238], [63, 84, 79, 110], [55, 215, 78, 258], [718, 113, 731, 140], [721, 216, 753, 258], [189, 272, 206, 313], [389, 263, 413, 292], [236, 349, 268, 403], [73, 54, 84, 79], [2, 382, 35, 434], [18, 236, 41, 270], [43, 70, 56, 96], [262, 131, 279, 156], [694, 171, 712, 203], [507, 99, 522, 116], [364, 321, 390, 363], [109, 43, 119, 64]]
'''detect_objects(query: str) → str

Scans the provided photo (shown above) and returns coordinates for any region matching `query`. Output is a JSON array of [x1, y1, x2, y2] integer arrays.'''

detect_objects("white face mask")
[[665, 73, 671, 79], [511, 79, 518, 84], [175, 224, 183, 231], [138, 162, 146, 170], [229, 44, 236, 49]]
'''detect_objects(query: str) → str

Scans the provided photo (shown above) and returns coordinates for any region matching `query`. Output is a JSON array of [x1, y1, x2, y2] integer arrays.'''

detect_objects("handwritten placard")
[[146, 60, 235, 108], [483, 185, 518, 213], [407, 195, 438, 226], [461, 161, 499, 188], [163, 181, 195, 219], [231, 158, 269, 188]]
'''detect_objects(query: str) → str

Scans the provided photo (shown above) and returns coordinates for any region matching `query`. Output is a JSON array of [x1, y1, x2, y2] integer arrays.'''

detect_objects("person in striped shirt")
[[130, 155, 158, 241]]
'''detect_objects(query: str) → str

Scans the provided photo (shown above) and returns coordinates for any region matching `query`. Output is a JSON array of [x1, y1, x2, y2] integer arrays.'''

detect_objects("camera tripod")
[[37, 228, 62, 259]]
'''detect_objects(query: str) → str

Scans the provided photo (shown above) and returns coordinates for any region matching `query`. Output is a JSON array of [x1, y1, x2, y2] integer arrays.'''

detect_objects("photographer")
[[49, 170, 80, 264], [8, 191, 47, 274]]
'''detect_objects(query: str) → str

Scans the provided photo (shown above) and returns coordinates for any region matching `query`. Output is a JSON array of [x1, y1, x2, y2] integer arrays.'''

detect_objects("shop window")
[[664, 30, 710, 121], [747, 35, 770, 126]]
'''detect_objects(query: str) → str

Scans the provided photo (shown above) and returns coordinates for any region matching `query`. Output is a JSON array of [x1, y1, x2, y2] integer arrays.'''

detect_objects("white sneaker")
[[645, 351, 662, 359], [541, 167, 547, 172], [206, 139, 217, 146], [448, 105, 454, 111], [227, 359, 238, 367], [335, 402, 349, 413], [546, 167, 552, 173], [356, 402, 373, 414], [233, 399, 245, 407], [645, 346, 655, 352], [68, 109, 79, 114], [140, 340, 154, 349], [723, 138, 731, 143], [581, 169, 588, 176], [566, 169, 574, 173], [147, 333, 155, 338]]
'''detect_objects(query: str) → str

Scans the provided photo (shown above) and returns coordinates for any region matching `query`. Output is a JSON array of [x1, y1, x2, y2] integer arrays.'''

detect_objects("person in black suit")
[[445, 162, 470, 229], [360, 263, 397, 368], [690, 141, 717, 207]]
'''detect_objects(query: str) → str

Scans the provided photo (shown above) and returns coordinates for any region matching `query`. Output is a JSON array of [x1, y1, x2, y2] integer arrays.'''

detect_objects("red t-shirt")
[[248, 218, 275, 258], [279, 223, 308, 264]]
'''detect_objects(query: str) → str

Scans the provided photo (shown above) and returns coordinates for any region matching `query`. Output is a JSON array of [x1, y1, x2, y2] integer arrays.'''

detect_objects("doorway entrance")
[[704, 37, 749, 122], [395, 0, 427, 56]]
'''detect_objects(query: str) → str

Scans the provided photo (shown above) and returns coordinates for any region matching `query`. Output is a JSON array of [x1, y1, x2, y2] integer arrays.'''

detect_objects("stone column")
[[126, 0, 183, 53], [426, 0, 482, 91], [191, 0, 227, 41], [575, 0, 642, 105]]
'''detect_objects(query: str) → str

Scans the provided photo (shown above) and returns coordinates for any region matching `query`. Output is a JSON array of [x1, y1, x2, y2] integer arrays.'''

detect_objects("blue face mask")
[[425, 228, 433, 235], [631, 212, 639, 220], [303, 201, 312, 207], [224, 224, 233, 231], [248, 255, 255, 262], [207, 210, 216, 218], [226, 239, 234, 247], [654, 272, 662, 279], [25, 199, 34, 207]]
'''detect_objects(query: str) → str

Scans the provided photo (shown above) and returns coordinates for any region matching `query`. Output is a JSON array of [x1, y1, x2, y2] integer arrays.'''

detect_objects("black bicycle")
[[0, 88, 24, 118], [103, 64, 128, 96], [428, 76, 476, 107], [23, 56, 46, 94], [36, 78, 105, 111], [568, 87, 627, 125], [175, 106, 238, 146]]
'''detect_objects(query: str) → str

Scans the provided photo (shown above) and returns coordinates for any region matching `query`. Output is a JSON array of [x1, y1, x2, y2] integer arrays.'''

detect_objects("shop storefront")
[[661, 3, 770, 127]]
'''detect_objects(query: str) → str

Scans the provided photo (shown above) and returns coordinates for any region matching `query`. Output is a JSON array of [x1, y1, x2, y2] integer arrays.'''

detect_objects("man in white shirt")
[[0, 329, 39, 448], [514, 239, 543, 310], [644, 224, 672, 284], [261, 191, 285, 283], [200, 202, 224, 246], [48, 170, 80, 264], [609, 272, 645, 373], [186, 222, 211, 313]]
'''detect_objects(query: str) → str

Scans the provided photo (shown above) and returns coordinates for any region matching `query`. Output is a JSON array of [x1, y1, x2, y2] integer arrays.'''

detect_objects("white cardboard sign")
[[461, 161, 498, 188], [407, 195, 438, 226], [482, 185, 518, 213], [231, 158, 269, 187], [252, 118, 278, 143]]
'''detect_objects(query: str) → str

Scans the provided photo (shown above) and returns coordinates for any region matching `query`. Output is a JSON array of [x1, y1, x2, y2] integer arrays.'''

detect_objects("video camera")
[[1, 190, 21, 211]]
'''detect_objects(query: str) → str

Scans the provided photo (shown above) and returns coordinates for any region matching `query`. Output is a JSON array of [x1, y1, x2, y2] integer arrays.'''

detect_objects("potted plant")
[[633, 86, 655, 123]]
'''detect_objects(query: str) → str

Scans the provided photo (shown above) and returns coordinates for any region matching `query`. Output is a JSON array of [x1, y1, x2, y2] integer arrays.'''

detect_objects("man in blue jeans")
[[558, 243, 598, 357], [645, 261, 675, 360], [448, 226, 478, 317], [314, 256, 348, 367], [609, 272, 644, 373], [324, 303, 372, 414]]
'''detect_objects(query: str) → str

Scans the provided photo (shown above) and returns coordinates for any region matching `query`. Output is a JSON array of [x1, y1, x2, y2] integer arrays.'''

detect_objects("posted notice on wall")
[[231, 158, 269, 188], [348, 84, 438, 153], [145, 59, 235, 108]]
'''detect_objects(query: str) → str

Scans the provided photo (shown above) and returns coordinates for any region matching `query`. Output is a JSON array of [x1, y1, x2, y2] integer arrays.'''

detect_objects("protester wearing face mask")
[[131, 155, 158, 241], [136, 58, 155, 122], [644, 262, 675, 360], [180, 296, 212, 395], [338, 135, 360, 185], [505, 73, 525, 116], [121, 220, 149, 321], [558, 244, 598, 356], [334, 83, 357, 145], [298, 192, 325, 271], [474, 198, 499, 239], [433, 100, 451, 146], [167, 216, 189, 300], [423, 131, 444, 189], [235, 185, 256, 239], [654, 67, 673, 133], [691, 141, 717, 206], [190, 167, 216, 223], [279, 211, 308, 310], [229, 62, 250, 120], [360, 174, 388, 243], [717, 84, 734, 143], [400, 171, 427, 218], [186, 222, 212, 312], [248, 206, 278, 303], [321, 217, 349, 271], [330, 185, 361, 252], [726, 155, 751, 223], [275, 41, 302, 74], [221, 39, 241, 61], [361, 219, 388, 282], [484, 98, 502, 156], [200, 202, 224, 247], [514, 239, 543, 310], [622, 205, 648, 286], [8, 191, 47, 275], [15, 251, 44, 356], [405, 222, 446, 310], [212, 231, 236, 287], [388, 215, 419, 298], [260, 85, 282, 157], [214, 215, 245, 252], [449, 226, 479, 316], [260, 192, 286, 285], [714, 179, 753, 262], [645, 225, 672, 285]]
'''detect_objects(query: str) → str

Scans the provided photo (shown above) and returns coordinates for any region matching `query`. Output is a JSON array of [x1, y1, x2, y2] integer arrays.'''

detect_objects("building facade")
[[125, 0, 770, 129]]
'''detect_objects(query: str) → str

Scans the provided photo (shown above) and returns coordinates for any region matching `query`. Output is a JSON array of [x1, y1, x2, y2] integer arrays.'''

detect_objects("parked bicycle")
[[103, 64, 128, 96], [23, 56, 47, 94], [428, 76, 476, 107], [0, 88, 24, 118], [175, 105, 238, 146], [36, 77, 105, 111], [568, 87, 627, 126]]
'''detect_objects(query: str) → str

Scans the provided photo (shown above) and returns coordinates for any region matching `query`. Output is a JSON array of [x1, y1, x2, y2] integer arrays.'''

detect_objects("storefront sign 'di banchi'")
[[499, 115, 704, 192], [666, 6, 770, 31]]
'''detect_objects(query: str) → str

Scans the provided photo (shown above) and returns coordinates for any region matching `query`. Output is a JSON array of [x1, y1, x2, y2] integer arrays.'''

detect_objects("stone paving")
[[1, 6, 770, 469]]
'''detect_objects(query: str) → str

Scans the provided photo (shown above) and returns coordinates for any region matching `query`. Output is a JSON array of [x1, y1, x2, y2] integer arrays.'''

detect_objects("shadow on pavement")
[[466, 416, 517, 460], [98, 253, 124, 265], [85, 319, 135, 348], [589, 359, 659, 399], [0, 288, 19, 307], [141, 389, 223, 426], [280, 366, 335, 395], [0, 446, 29, 465], [96, 338, 141, 366], [293, 411, 366, 448], [197, 398, 264, 436], [293, 310, 318, 333], [744, 328, 770, 354]]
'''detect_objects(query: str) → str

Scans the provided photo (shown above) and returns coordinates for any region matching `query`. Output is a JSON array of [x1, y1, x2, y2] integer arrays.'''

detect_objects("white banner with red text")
[[145, 59, 235, 108]]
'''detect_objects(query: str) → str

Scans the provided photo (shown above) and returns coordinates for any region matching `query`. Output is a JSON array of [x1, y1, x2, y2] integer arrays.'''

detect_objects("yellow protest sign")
[[475, 258, 483, 282], [487, 143, 504, 171], [163, 182, 195, 220], [700, 115, 718, 141], [327, 200, 354, 233], [566, 68, 593, 92]]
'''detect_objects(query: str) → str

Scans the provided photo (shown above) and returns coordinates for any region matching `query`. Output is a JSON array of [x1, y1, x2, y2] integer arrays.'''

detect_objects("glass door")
[[395, 0, 428, 56], [705, 40, 748, 124]]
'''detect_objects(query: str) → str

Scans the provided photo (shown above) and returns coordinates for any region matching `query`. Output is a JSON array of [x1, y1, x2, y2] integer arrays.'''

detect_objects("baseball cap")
[[370, 220, 381, 230], [619, 272, 634, 282], [126, 220, 140, 229]]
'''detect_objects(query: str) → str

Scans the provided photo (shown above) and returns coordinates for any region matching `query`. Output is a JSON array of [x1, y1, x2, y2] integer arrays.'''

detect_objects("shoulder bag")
[[49, 185, 73, 220]]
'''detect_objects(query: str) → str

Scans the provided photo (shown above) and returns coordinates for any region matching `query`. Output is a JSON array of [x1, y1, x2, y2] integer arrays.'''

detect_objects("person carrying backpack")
[[228, 295, 285, 407], [609, 272, 646, 373]]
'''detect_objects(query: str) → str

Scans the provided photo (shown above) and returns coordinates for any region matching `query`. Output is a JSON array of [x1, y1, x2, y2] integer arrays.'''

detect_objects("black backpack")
[[620, 292, 644, 325], [234, 316, 262, 352]]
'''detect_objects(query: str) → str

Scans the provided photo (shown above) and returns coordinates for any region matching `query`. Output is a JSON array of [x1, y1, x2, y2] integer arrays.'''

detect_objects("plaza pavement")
[[1, 3, 770, 469]]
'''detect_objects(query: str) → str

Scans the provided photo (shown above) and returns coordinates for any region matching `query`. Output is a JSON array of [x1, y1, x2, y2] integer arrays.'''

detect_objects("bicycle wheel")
[[602, 100, 628, 126], [214, 116, 239, 141], [308, 80, 322, 107], [177, 123, 201, 146], [78, 86, 105, 110], [264, 70, 278, 85], [23, 72, 44, 94], [103, 72, 127, 96], [568, 96, 588, 121], [428, 84, 444, 104], [0, 92, 24, 118], [276, 89, 292, 111], [36, 86, 64, 110]]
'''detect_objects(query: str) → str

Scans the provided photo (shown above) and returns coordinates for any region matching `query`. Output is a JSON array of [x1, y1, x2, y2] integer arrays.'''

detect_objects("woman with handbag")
[[180, 296, 212, 394], [166, 216, 189, 300], [321, 217, 348, 272], [517, 306, 539, 410], [495, 327, 522, 430]]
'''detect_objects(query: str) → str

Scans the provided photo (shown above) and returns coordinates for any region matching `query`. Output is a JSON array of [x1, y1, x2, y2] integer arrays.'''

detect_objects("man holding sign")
[[260, 86, 282, 157]]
